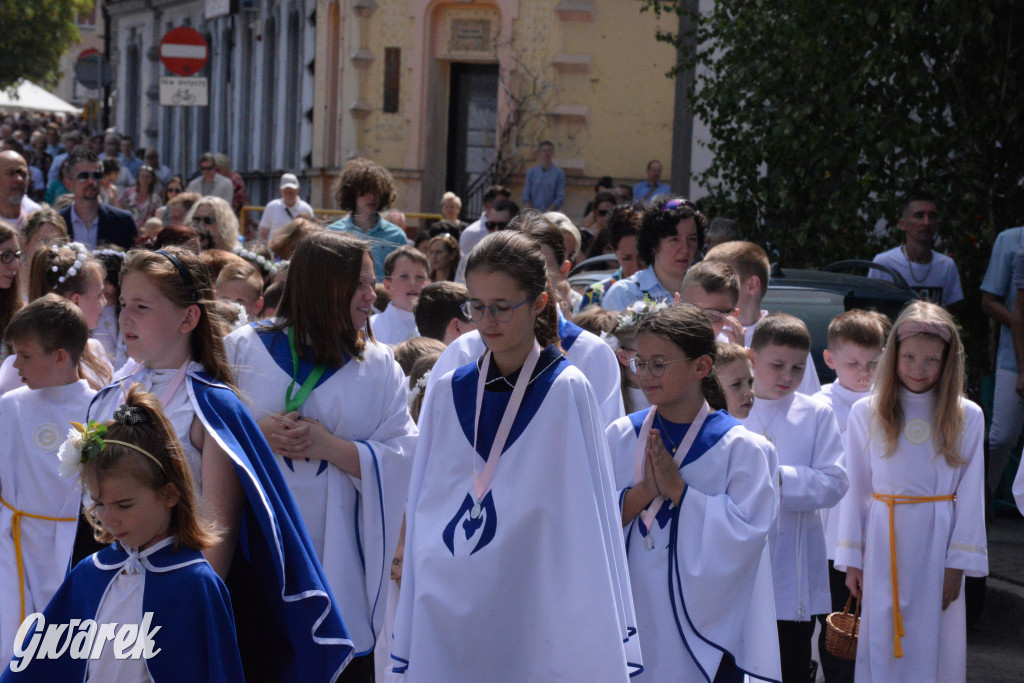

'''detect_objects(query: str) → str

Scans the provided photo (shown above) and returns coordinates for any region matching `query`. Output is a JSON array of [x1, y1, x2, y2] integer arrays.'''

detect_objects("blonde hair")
[[873, 301, 965, 466], [184, 196, 239, 251]]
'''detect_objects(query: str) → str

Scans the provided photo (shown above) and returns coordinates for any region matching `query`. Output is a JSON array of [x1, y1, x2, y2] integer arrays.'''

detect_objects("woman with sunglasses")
[[388, 230, 641, 681], [184, 195, 239, 251], [605, 303, 780, 682], [163, 175, 185, 202], [117, 164, 162, 228], [0, 224, 24, 359]]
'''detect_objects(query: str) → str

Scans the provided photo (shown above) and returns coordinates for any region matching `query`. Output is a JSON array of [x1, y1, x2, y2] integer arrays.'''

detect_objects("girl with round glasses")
[[605, 303, 781, 681], [0, 223, 24, 361], [388, 230, 641, 681]]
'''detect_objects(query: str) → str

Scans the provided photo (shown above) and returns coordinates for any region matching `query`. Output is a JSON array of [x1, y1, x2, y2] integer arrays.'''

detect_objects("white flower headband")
[[233, 245, 279, 277], [616, 297, 671, 331], [93, 248, 126, 259], [50, 241, 89, 287], [407, 369, 431, 408]]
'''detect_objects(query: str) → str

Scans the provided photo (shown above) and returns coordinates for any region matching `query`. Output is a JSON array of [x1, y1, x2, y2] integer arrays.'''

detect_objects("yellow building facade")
[[310, 0, 679, 224]]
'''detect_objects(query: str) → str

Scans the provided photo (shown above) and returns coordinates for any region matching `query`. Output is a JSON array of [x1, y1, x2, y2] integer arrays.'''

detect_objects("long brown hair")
[[120, 247, 234, 388], [872, 301, 966, 466], [82, 385, 219, 551], [0, 224, 23, 341], [464, 231, 560, 349], [272, 230, 371, 366]]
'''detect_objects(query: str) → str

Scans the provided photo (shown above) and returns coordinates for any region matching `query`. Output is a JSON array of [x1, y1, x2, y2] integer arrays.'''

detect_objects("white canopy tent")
[[0, 80, 82, 115]]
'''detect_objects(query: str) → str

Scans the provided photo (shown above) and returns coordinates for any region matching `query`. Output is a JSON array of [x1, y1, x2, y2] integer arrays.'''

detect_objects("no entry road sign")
[[159, 27, 208, 77]]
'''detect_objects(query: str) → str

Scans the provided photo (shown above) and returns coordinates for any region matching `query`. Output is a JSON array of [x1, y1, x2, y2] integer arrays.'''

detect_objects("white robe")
[[0, 380, 96, 665], [835, 390, 987, 683], [388, 351, 641, 681], [370, 304, 419, 346], [427, 322, 625, 427], [0, 339, 112, 397], [225, 323, 416, 656], [739, 392, 848, 621], [607, 409, 781, 682], [814, 382, 870, 560]]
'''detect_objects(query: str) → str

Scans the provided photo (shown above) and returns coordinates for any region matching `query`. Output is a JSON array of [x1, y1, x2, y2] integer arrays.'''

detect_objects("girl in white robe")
[[388, 231, 640, 681], [225, 230, 416, 679], [836, 302, 987, 682], [608, 304, 781, 682]]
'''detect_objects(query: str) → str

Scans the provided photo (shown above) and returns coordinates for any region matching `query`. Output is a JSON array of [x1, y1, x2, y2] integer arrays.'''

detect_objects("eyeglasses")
[[0, 250, 25, 265], [76, 171, 103, 182], [485, 221, 509, 232], [460, 297, 534, 323], [166, 187, 182, 195], [199, 164, 214, 171], [192, 215, 217, 226], [699, 306, 733, 323], [662, 198, 696, 212], [596, 209, 609, 217], [629, 356, 690, 377]]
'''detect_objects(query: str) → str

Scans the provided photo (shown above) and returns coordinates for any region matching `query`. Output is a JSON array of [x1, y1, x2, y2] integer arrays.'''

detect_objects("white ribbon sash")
[[633, 402, 710, 533], [471, 342, 542, 513]]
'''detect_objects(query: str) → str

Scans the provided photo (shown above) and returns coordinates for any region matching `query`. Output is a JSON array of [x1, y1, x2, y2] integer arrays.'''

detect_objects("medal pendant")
[[644, 534, 654, 550], [471, 502, 482, 519]]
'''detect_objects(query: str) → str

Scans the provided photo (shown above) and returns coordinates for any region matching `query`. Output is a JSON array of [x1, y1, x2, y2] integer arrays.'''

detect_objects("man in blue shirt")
[[633, 160, 671, 203], [521, 141, 564, 211]]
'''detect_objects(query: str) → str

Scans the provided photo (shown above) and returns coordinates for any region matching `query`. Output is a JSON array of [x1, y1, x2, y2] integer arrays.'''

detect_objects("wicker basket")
[[825, 595, 860, 661]]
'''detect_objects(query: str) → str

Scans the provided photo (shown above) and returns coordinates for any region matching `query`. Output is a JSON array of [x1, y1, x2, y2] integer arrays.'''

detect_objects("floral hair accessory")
[[407, 370, 431, 409], [51, 242, 89, 287], [616, 296, 671, 331], [94, 248, 126, 259], [57, 420, 108, 479], [233, 245, 279, 277]]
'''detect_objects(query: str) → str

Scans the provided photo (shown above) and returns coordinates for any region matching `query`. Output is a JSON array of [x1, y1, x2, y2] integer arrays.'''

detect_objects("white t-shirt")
[[260, 197, 314, 241], [869, 246, 964, 306]]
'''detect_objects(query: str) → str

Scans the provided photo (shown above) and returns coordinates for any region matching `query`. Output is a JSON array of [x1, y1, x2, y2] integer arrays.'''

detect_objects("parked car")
[[569, 257, 917, 384]]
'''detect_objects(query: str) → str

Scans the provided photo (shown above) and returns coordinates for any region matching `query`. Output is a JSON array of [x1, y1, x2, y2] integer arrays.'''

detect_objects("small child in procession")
[[2, 385, 243, 681], [836, 301, 987, 682]]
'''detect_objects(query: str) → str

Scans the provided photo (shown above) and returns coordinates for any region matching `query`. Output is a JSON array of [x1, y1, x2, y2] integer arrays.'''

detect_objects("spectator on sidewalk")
[[186, 152, 234, 204], [259, 173, 313, 242], [632, 160, 671, 203], [521, 140, 564, 211]]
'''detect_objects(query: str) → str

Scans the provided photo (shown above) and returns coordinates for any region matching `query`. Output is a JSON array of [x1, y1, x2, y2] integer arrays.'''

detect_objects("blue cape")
[[84, 370, 354, 681], [2, 540, 243, 682]]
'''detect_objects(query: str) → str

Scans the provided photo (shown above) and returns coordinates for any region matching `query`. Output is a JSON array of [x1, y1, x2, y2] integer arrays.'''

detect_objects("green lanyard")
[[285, 327, 326, 413]]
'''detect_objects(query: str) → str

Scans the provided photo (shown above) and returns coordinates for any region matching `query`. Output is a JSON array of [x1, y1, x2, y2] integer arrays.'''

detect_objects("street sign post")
[[74, 49, 112, 90], [159, 77, 209, 106], [159, 28, 209, 77]]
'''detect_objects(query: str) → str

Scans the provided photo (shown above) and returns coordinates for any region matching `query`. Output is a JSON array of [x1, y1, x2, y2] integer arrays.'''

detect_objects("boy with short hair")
[[413, 281, 475, 345], [813, 309, 886, 683], [216, 260, 264, 317], [0, 295, 97, 663], [738, 312, 848, 683], [681, 260, 744, 344], [371, 246, 429, 345], [705, 240, 822, 395]]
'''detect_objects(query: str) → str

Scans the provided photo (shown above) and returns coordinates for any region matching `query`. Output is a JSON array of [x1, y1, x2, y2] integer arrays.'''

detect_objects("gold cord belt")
[[0, 495, 76, 621], [871, 492, 956, 658]]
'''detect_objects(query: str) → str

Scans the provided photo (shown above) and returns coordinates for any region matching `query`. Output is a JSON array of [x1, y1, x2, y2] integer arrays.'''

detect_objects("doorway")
[[445, 63, 499, 220]]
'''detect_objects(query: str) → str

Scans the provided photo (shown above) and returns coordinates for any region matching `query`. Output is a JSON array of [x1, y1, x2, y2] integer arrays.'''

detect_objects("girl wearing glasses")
[[388, 230, 641, 681], [226, 230, 416, 682], [605, 304, 781, 682], [0, 224, 23, 361]]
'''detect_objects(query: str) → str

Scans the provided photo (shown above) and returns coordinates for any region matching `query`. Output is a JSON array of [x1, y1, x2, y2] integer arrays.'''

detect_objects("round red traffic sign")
[[159, 27, 208, 77]]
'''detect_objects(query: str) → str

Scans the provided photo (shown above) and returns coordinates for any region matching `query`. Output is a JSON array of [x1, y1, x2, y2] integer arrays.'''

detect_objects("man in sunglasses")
[[0, 150, 40, 231], [58, 147, 137, 250], [454, 198, 519, 283], [185, 151, 234, 204]]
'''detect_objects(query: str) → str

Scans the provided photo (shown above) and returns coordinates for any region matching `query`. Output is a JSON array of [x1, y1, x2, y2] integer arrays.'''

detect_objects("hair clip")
[[113, 403, 148, 425], [662, 198, 697, 212]]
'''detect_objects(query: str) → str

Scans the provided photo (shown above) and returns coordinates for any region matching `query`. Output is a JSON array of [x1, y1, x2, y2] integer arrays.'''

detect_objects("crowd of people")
[[0, 111, 1008, 683]]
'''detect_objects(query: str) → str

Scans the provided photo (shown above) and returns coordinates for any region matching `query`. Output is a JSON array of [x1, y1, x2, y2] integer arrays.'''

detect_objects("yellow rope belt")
[[871, 492, 956, 658], [0, 495, 76, 622]]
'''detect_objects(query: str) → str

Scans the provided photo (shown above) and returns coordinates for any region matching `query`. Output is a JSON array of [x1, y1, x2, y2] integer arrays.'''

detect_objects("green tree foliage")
[[644, 0, 1024, 379], [0, 0, 95, 91]]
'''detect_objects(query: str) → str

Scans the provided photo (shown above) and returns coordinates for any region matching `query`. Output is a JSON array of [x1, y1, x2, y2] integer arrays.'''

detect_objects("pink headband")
[[897, 320, 951, 343]]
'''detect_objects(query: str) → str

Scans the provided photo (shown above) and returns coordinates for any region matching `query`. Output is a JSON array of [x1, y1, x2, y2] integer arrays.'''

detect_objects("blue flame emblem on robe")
[[443, 491, 497, 555]]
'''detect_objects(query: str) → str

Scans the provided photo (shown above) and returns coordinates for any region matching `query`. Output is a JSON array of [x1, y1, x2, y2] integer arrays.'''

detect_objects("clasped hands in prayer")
[[257, 411, 362, 478], [639, 429, 686, 506]]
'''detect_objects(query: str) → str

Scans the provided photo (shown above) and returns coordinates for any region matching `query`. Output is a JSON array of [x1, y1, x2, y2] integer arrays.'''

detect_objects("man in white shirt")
[[0, 151, 38, 230], [869, 192, 963, 306], [456, 185, 510, 282], [259, 173, 314, 242], [186, 152, 234, 203]]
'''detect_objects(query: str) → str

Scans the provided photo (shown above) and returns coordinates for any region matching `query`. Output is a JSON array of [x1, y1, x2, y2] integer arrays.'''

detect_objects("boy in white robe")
[[371, 247, 428, 346], [813, 310, 886, 682], [0, 296, 97, 665], [705, 240, 822, 395], [738, 312, 847, 682]]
